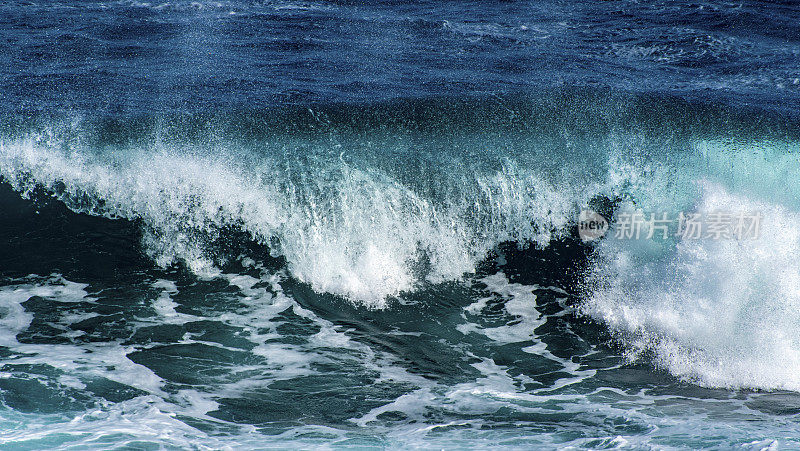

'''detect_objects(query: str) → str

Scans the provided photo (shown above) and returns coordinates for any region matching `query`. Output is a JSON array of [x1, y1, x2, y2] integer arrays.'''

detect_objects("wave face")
[[2, 93, 800, 447], [0, 100, 588, 305], [6, 94, 785, 307]]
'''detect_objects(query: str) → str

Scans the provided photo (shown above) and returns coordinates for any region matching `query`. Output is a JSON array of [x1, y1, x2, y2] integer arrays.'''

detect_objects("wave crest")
[[0, 132, 576, 306]]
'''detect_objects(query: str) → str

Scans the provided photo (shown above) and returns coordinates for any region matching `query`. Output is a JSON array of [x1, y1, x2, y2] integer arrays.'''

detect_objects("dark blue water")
[[3, 0, 799, 114], [1, 1, 800, 449]]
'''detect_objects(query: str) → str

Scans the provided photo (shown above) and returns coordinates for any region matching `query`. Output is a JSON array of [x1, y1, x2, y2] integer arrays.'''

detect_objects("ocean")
[[1, 0, 799, 448]]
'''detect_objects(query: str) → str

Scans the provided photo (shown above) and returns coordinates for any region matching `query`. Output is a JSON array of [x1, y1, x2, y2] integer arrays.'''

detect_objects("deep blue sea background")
[[0, 1, 800, 449], [3, 0, 799, 115]]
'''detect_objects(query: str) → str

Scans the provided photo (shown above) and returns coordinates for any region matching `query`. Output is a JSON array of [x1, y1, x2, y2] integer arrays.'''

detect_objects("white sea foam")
[[586, 181, 800, 391], [461, 273, 596, 386], [569, 137, 800, 392], [0, 270, 414, 448], [0, 135, 575, 306]]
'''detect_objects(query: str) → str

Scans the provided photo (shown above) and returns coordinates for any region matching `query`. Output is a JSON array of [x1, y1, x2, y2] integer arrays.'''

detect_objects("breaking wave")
[[2, 94, 800, 392]]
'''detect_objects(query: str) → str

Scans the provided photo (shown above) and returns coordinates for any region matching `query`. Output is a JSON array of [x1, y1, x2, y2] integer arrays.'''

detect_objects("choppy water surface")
[[1, 1, 799, 449]]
